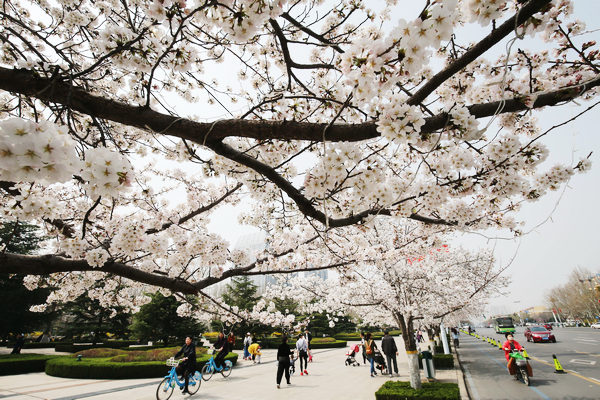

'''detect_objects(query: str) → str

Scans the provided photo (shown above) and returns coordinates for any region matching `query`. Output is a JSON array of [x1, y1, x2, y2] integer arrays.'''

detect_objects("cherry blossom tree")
[[0, 0, 598, 310], [263, 224, 507, 389]]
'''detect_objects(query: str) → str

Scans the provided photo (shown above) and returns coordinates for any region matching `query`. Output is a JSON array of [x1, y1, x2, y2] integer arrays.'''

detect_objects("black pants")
[[215, 350, 227, 368], [299, 350, 308, 371], [276, 357, 291, 384], [385, 354, 398, 374], [176, 363, 195, 390]]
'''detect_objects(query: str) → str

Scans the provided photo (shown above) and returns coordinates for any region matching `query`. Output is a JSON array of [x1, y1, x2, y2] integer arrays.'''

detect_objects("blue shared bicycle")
[[200, 352, 232, 381], [156, 358, 201, 399]]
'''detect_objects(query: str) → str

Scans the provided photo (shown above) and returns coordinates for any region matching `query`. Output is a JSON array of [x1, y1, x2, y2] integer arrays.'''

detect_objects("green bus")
[[494, 317, 515, 334]]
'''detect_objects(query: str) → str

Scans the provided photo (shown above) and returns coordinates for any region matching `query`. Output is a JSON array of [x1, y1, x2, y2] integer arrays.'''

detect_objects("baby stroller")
[[345, 344, 360, 366], [373, 350, 387, 374]]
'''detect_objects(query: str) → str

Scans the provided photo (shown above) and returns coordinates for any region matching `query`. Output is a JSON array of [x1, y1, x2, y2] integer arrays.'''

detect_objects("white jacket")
[[296, 338, 308, 352]]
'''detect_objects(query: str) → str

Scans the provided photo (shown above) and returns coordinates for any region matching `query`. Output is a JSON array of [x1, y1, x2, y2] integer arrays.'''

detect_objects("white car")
[[591, 323, 600, 329]]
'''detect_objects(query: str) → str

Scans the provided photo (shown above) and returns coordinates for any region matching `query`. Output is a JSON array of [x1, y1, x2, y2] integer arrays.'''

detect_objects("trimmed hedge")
[[54, 341, 139, 353], [45, 352, 238, 379], [418, 354, 454, 370], [375, 381, 460, 400], [5, 342, 57, 349], [309, 340, 347, 349], [0, 354, 60, 376], [334, 331, 401, 341]]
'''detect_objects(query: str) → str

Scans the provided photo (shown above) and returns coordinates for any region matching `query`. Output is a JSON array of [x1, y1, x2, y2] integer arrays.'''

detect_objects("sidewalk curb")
[[452, 347, 471, 400]]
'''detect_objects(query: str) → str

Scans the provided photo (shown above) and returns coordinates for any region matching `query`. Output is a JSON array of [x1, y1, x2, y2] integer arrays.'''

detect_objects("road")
[[458, 327, 600, 400]]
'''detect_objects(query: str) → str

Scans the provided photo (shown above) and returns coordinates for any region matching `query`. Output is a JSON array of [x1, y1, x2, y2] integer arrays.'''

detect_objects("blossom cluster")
[[0, 118, 80, 184]]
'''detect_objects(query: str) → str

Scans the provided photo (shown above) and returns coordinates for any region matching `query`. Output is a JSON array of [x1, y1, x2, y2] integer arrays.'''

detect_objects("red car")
[[543, 323, 553, 330], [525, 326, 556, 343]]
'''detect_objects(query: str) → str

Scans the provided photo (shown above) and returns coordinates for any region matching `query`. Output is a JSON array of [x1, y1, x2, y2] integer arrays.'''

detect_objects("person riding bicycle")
[[502, 333, 524, 379], [174, 336, 197, 394], [214, 332, 228, 369]]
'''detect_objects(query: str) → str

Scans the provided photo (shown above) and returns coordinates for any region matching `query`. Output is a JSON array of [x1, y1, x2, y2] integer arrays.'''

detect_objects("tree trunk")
[[396, 313, 421, 390], [93, 316, 102, 346]]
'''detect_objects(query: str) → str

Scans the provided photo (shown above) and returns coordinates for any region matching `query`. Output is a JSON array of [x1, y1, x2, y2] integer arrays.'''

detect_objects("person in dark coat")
[[214, 332, 228, 368], [175, 336, 197, 394], [11, 334, 25, 354], [381, 330, 398, 376], [276, 335, 293, 388]]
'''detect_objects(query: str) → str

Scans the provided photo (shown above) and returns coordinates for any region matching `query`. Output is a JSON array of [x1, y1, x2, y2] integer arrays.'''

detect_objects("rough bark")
[[396, 312, 422, 390], [0, 67, 597, 144]]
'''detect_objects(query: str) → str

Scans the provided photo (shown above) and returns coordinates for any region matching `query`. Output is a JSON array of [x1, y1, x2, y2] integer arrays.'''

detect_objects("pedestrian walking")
[[243, 332, 252, 360], [381, 330, 399, 376], [276, 335, 293, 388], [360, 332, 367, 364], [451, 327, 459, 348], [296, 334, 309, 375], [416, 330, 424, 343], [364, 332, 378, 377], [305, 328, 313, 362]]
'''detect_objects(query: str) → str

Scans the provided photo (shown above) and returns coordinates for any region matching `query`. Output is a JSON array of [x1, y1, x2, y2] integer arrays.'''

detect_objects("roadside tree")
[[0, 0, 596, 324]]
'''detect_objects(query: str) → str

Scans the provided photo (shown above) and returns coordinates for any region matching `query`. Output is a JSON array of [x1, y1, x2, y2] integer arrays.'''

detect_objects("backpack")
[[365, 340, 373, 355]]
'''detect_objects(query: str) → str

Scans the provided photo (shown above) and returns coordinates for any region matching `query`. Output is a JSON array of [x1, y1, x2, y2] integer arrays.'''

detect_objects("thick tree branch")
[[0, 67, 597, 144], [408, 0, 552, 106], [0, 252, 200, 294]]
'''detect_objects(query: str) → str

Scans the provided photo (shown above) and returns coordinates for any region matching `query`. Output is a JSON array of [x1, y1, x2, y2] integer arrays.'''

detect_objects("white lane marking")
[[569, 359, 597, 365], [462, 364, 481, 400]]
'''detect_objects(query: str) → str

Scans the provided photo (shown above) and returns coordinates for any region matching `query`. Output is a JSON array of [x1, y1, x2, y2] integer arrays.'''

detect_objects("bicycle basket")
[[166, 358, 180, 366], [516, 359, 527, 367]]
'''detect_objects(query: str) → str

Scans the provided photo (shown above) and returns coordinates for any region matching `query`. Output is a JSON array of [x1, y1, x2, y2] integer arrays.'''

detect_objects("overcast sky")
[[200, 1, 600, 316]]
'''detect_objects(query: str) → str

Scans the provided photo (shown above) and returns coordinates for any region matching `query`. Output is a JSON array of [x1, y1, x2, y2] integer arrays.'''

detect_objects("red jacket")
[[502, 339, 524, 361]]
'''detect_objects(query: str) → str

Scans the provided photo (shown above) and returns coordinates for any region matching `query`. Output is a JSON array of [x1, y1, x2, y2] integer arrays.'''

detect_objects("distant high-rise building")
[[207, 232, 329, 297]]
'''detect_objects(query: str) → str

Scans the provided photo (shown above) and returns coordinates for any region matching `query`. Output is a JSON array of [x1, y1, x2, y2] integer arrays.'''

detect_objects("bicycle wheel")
[[521, 368, 530, 386], [187, 372, 201, 395], [201, 363, 213, 381], [221, 360, 233, 378], [156, 377, 175, 400]]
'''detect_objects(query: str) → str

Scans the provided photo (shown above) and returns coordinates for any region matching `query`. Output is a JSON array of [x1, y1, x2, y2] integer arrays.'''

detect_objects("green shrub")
[[375, 381, 460, 400], [5, 342, 62, 349], [109, 347, 180, 362], [75, 348, 126, 358], [310, 337, 336, 344], [334, 332, 389, 341], [54, 341, 139, 353], [74, 347, 207, 362], [418, 354, 454, 369], [0, 354, 60, 375], [309, 340, 347, 349], [45, 352, 238, 379]]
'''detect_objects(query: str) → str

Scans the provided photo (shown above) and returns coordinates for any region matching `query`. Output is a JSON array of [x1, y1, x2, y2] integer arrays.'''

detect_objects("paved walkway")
[[0, 338, 460, 400]]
